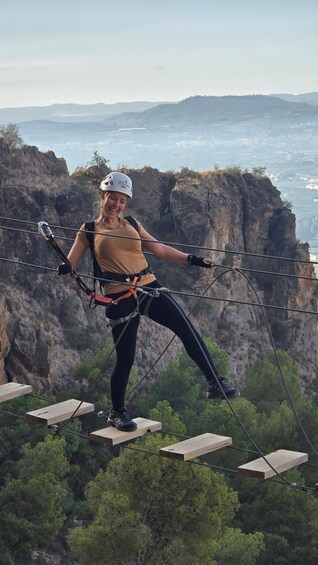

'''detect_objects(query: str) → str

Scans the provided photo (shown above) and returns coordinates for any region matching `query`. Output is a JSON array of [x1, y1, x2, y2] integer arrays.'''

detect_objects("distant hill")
[[270, 92, 318, 106], [0, 101, 166, 123], [1, 94, 318, 127], [98, 94, 318, 130]]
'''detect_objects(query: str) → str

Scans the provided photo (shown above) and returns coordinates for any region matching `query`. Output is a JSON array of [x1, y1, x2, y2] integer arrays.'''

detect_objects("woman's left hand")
[[187, 255, 214, 268]]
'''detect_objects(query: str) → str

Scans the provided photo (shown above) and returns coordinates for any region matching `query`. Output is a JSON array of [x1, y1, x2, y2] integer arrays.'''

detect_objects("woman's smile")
[[103, 191, 127, 217]]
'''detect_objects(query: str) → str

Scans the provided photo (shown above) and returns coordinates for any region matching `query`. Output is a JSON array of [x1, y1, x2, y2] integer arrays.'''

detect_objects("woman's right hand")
[[57, 262, 73, 275]]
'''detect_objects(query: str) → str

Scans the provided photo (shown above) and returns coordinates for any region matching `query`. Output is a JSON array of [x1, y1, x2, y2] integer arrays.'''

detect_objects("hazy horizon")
[[1, 91, 318, 112]]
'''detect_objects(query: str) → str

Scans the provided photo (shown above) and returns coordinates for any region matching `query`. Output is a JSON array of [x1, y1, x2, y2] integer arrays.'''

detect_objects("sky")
[[1, 0, 318, 108]]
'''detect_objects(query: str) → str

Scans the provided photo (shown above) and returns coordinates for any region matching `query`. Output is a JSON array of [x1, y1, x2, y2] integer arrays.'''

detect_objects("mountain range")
[[0, 92, 318, 123]]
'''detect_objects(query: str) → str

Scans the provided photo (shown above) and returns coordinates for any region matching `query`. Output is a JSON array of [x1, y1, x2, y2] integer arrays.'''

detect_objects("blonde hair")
[[97, 189, 106, 222]]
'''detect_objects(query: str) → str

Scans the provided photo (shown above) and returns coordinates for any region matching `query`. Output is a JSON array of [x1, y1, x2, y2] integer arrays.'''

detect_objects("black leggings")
[[105, 280, 219, 410]]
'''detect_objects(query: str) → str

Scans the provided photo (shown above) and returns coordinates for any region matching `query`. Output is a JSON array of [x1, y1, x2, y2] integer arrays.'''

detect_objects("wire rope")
[[1, 255, 318, 317], [1, 215, 318, 266]]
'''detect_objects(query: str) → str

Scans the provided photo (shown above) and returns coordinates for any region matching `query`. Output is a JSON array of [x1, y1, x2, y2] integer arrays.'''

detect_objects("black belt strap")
[[100, 266, 152, 284]]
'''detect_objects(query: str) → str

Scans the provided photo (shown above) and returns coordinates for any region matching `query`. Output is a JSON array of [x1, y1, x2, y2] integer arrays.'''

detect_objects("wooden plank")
[[160, 433, 232, 462], [26, 399, 94, 425], [0, 382, 32, 403], [90, 417, 162, 446], [237, 449, 308, 480]]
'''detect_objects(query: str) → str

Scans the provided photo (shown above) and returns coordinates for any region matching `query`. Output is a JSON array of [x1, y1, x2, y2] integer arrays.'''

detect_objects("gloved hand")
[[57, 262, 73, 276], [187, 254, 213, 268]]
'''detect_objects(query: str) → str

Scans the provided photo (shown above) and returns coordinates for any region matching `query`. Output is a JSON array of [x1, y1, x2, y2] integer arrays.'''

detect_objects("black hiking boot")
[[207, 376, 239, 399], [108, 407, 137, 432]]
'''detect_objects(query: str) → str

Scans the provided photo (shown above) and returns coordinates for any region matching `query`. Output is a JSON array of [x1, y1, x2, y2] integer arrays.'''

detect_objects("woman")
[[59, 171, 238, 431]]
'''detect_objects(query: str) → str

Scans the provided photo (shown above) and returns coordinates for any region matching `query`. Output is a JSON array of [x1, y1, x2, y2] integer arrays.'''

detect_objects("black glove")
[[58, 262, 73, 276], [187, 254, 213, 268]]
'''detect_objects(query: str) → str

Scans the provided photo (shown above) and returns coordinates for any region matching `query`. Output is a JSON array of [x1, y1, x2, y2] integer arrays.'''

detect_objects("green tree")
[[251, 166, 268, 179], [148, 399, 187, 434], [68, 491, 150, 565], [17, 434, 70, 480], [0, 474, 66, 561], [242, 351, 301, 415], [0, 396, 51, 483], [0, 123, 23, 148], [0, 436, 69, 562], [294, 397, 318, 484], [239, 469, 318, 564], [253, 401, 299, 453], [68, 433, 241, 565], [139, 360, 202, 414], [213, 528, 265, 565], [0, 396, 82, 482], [86, 150, 109, 168]]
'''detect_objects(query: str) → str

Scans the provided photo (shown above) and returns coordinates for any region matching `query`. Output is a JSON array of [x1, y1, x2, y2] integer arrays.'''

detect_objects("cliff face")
[[0, 142, 317, 394], [166, 170, 318, 384]]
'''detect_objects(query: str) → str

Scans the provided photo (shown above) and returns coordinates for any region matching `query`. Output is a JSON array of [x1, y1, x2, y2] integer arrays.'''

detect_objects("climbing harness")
[[105, 284, 168, 329]]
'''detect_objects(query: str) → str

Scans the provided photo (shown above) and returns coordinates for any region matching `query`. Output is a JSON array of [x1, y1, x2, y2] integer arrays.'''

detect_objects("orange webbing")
[[93, 276, 138, 306]]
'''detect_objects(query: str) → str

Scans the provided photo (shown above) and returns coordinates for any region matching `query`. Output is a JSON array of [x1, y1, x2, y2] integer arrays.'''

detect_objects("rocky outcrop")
[[167, 170, 318, 384], [0, 142, 317, 395]]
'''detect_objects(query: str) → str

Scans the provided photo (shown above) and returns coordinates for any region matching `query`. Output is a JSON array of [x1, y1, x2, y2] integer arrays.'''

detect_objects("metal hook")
[[38, 221, 53, 240]]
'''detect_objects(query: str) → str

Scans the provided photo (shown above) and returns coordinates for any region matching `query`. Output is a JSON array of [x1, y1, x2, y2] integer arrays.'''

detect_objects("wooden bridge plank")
[[90, 417, 162, 446], [26, 399, 94, 425], [237, 449, 308, 479], [0, 383, 32, 403], [160, 432, 232, 461]]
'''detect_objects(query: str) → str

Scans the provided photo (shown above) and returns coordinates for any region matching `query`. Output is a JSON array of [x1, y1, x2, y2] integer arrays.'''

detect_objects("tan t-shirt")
[[77, 217, 156, 294]]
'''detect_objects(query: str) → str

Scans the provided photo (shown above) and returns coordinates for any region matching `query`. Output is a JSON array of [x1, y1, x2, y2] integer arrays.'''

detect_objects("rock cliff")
[[0, 141, 317, 395]]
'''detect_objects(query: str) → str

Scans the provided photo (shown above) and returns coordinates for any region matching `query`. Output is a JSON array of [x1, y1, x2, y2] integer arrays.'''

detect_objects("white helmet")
[[100, 171, 133, 198]]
